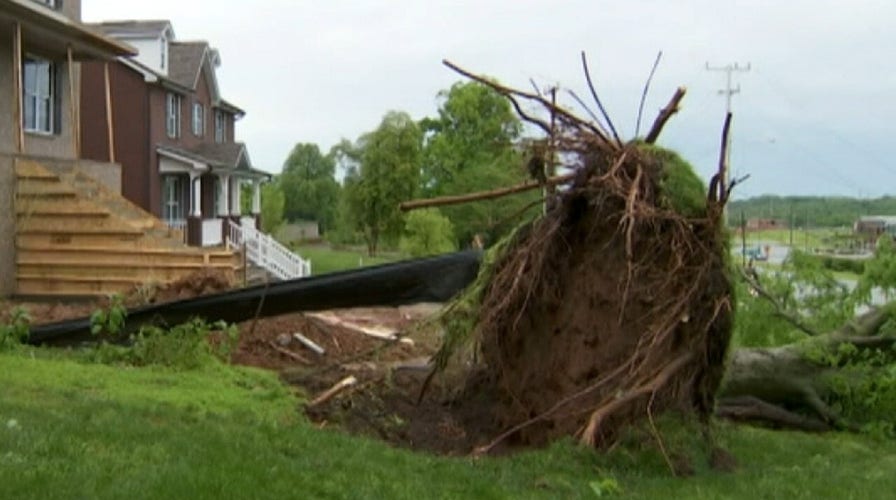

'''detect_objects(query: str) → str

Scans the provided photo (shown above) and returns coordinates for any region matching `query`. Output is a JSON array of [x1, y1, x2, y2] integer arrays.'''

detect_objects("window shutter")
[[53, 62, 62, 135]]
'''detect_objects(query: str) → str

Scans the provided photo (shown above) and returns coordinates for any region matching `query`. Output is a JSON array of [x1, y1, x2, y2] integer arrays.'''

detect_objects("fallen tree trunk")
[[718, 305, 896, 431]]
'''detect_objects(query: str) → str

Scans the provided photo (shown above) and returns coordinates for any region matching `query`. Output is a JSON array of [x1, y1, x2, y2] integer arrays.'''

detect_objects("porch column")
[[219, 174, 230, 216], [190, 173, 201, 217], [67, 46, 81, 159], [230, 177, 241, 216], [12, 22, 24, 153], [103, 62, 114, 162], [252, 180, 261, 215], [185, 173, 202, 246]]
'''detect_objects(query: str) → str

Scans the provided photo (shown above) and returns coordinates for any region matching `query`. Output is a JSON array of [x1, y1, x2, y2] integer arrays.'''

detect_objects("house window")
[[192, 102, 205, 136], [160, 38, 166, 71], [166, 93, 181, 138], [162, 175, 185, 222], [23, 57, 55, 134], [214, 110, 226, 143], [32, 0, 57, 8], [214, 177, 223, 216]]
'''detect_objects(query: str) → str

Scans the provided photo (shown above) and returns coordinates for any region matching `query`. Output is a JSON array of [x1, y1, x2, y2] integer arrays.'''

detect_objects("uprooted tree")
[[406, 57, 896, 460], [407, 57, 739, 456]]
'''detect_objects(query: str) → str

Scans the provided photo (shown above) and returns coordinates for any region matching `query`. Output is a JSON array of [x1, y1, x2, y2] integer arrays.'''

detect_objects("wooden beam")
[[104, 62, 115, 163], [12, 22, 24, 154], [399, 172, 575, 212], [67, 46, 80, 159]]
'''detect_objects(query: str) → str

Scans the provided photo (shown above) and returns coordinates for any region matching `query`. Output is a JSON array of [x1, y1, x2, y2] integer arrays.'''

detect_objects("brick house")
[[745, 218, 787, 231], [80, 20, 269, 247]]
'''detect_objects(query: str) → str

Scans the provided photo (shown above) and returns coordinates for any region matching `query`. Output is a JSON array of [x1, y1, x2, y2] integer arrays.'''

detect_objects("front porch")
[[157, 146, 267, 247]]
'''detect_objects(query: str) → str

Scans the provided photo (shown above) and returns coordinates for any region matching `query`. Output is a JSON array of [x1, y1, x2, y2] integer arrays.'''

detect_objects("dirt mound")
[[226, 305, 511, 454], [135, 267, 236, 305], [0, 300, 96, 325]]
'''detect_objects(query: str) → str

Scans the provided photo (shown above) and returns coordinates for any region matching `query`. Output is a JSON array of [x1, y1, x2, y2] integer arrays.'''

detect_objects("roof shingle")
[[168, 41, 207, 89]]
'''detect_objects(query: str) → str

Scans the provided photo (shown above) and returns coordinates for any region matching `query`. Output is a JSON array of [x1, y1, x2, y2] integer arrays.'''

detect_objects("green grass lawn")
[[3, 351, 896, 499], [292, 244, 402, 275]]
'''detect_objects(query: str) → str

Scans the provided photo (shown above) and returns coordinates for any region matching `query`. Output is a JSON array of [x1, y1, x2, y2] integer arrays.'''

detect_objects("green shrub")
[[86, 319, 240, 370], [90, 295, 127, 337], [807, 255, 865, 275], [400, 208, 457, 257], [0, 307, 31, 351]]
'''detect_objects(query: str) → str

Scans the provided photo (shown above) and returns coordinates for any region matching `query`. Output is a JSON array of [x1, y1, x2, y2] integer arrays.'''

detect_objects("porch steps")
[[18, 261, 237, 281], [16, 199, 111, 217], [244, 262, 278, 286], [59, 169, 185, 243], [17, 246, 237, 266], [14, 160, 241, 297]]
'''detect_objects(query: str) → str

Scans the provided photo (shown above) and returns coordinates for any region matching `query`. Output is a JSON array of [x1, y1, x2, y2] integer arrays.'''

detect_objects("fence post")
[[242, 240, 247, 286]]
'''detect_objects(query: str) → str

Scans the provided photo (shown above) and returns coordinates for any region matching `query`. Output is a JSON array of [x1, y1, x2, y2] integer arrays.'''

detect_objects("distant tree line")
[[728, 195, 896, 228]]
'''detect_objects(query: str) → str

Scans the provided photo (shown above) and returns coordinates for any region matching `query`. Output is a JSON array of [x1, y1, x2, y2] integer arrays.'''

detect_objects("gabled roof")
[[157, 142, 268, 179], [87, 19, 174, 39], [217, 98, 245, 117], [858, 216, 896, 226], [0, 0, 136, 59], [168, 40, 245, 117], [117, 57, 192, 94], [168, 41, 208, 89]]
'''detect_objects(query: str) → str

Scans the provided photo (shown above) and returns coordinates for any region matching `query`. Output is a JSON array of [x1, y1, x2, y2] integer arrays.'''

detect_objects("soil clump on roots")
[[468, 146, 732, 449], [424, 60, 738, 456]]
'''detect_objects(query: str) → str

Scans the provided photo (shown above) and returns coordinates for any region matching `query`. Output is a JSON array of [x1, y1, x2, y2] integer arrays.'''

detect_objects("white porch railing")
[[226, 219, 311, 280], [164, 218, 187, 243], [165, 218, 187, 231], [201, 218, 223, 246]]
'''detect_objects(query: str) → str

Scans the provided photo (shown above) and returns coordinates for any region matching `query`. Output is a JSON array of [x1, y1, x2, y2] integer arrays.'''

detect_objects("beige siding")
[[0, 156, 15, 296], [0, 35, 14, 154]]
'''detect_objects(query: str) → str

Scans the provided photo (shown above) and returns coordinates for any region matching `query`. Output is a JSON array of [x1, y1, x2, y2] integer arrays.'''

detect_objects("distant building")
[[854, 215, 896, 241], [745, 218, 787, 231], [277, 221, 321, 244]]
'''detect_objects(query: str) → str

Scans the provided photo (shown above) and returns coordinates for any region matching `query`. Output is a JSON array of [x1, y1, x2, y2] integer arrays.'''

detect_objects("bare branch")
[[635, 51, 663, 138], [580, 51, 623, 147], [645, 86, 686, 144], [566, 89, 608, 132], [442, 59, 616, 148], [528, 78, 543, 97], [400, 173, 576, 211], [716, 112, 733, 202], [739, 267, 819, 336]]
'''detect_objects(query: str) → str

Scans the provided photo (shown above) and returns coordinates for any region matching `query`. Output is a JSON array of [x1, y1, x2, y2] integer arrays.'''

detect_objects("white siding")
[[125, 37, 167, 76]]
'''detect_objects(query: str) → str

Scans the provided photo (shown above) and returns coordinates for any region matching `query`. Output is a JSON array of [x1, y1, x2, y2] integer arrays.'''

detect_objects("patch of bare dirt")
[[133, 267, 236, 305], [228, 303, 504, 455], [0, 300, 96, 325]]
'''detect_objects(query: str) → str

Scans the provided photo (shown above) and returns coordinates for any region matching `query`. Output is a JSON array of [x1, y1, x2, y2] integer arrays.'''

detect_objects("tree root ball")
[[448, 143, 734, 449]]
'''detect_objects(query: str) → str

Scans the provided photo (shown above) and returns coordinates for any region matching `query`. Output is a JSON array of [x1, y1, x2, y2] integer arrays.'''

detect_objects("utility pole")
[[705, 62, 751, 185], [789, 204, 794, 247], [706, 62, 751, 113], [706, 62, 750, 228]]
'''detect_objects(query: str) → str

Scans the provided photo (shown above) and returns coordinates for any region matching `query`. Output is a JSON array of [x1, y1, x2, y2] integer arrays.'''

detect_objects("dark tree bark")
[[718, 306, 896, 430]]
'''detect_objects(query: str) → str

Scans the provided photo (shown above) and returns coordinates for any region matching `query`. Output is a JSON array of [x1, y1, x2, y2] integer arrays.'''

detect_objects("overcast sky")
[[83, 0, 895, 199]]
